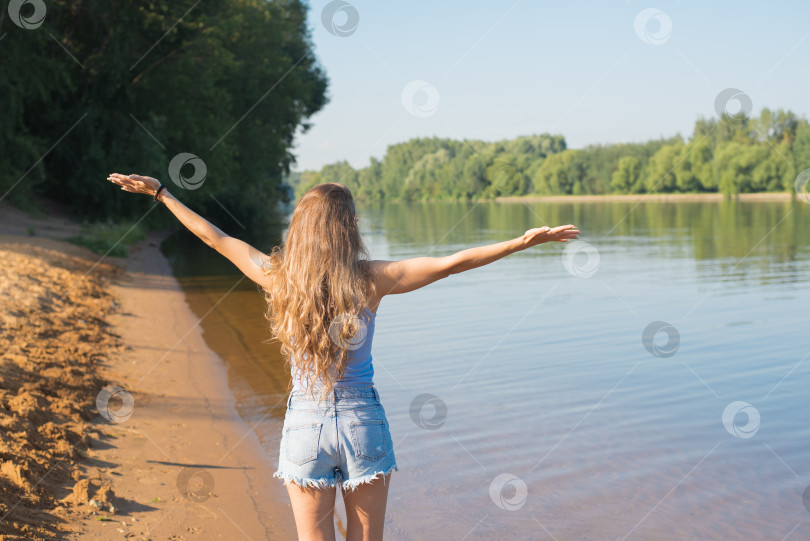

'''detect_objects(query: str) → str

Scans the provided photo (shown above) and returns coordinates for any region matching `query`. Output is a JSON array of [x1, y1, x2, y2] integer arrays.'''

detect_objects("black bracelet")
[[154, 184, 166, 201]]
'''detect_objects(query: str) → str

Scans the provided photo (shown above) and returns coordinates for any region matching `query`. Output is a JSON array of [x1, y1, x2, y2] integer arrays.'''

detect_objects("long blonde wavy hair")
[[260, 183, 376, 401]]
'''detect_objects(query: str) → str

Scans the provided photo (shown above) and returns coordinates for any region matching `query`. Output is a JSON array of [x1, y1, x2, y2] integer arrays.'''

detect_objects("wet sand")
[[0, 199, 296, 539]]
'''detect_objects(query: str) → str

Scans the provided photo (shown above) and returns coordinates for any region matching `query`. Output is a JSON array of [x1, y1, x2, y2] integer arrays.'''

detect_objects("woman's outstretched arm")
[[106, 173, 272, 289], [370, 225, 579, 296]]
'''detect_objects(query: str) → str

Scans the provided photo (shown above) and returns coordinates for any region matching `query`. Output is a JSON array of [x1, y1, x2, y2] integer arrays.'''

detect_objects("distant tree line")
[[292, 109, 810, 201], [1, 0, 327, 245]]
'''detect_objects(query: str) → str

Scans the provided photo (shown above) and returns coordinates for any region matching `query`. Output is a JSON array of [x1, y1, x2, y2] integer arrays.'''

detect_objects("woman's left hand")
[[107, 173, 161, 197], [522, 224, 580, 248]]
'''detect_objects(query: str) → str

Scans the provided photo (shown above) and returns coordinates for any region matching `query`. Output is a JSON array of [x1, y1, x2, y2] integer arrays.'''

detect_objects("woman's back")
[[290, 306, 377, 393]]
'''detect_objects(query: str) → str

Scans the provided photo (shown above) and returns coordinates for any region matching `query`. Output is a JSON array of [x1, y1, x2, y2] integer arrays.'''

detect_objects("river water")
[[161, 198, 810, 540]]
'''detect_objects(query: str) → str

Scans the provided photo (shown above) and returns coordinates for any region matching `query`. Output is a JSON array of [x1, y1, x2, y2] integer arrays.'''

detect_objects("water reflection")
[[366, 198, 807, 264]]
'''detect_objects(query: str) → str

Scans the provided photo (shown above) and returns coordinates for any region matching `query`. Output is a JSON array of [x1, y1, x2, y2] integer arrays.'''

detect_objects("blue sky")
[[290, 0, 810, 172]]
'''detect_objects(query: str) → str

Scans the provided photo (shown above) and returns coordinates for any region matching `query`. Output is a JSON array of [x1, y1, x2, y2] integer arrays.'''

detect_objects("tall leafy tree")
[[2, 0, 328, 245], [611, 156, 642, 194]]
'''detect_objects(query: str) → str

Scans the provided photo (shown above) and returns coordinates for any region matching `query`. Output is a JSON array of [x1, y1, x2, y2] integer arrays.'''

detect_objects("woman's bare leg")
[[286, 482, 338, 541], [342, 473, 392, 541]]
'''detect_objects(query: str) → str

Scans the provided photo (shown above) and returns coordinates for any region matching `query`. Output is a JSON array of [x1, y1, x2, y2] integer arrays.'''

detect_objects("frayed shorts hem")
[[342, 464, 398, 492], [273, 470, 340, 489], [273, 463, 398, 492]]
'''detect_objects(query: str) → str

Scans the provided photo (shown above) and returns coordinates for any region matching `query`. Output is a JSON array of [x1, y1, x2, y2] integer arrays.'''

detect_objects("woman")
[[106, 173, 579, 540]]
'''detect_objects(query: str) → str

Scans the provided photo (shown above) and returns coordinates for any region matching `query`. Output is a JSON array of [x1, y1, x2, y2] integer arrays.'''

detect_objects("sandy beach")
[[0, 200, 296, 540]]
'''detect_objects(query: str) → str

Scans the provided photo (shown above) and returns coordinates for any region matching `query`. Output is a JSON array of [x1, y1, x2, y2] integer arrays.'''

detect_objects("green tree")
[[2, 0, 328, 245], [675, 139, 714, 192], [611, 156, 642, 193], [460, 153, 489, 198], [645, 141, 685, 193], [793, 121, 810, 176], [714, 142, 769, 195], [532, 150, 583, 195]]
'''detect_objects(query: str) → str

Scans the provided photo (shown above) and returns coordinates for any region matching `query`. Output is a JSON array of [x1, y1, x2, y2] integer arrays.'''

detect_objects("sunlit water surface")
[[162, 199, 810, 540]]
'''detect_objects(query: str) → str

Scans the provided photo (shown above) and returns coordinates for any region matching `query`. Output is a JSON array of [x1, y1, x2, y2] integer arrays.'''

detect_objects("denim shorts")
[[273, 385, 398, 492]]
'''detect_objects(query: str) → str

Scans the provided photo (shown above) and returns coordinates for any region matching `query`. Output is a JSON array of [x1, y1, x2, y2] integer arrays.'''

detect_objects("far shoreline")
[[492, 192, 794, 203]]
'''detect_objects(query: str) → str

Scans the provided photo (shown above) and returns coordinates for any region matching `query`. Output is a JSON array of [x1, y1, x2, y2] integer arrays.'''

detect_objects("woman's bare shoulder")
[[364, 260, 385, 312]]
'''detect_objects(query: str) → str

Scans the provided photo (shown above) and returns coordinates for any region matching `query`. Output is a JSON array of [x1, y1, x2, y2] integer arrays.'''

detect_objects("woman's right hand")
[[106, 173, 162, 198], [522, 224, 580, 248]]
